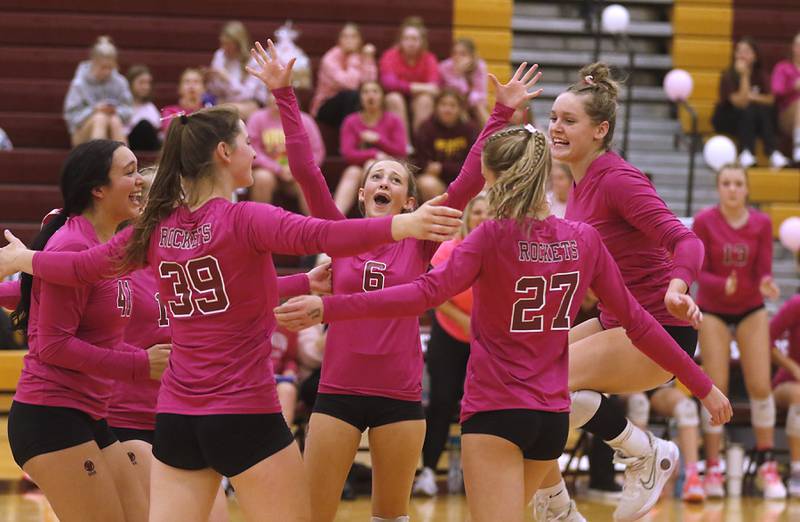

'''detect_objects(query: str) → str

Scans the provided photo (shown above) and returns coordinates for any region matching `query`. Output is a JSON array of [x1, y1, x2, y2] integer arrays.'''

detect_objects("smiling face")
[[717, 166, 748, 210], [548, 92, 608, 163], [358, 160, 415, 217], [222, 121, 257, 190], [92, 147, 143, 223]]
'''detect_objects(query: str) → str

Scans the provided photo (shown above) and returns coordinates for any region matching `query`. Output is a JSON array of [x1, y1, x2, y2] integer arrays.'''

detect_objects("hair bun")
[[577, 62, 619, 100]]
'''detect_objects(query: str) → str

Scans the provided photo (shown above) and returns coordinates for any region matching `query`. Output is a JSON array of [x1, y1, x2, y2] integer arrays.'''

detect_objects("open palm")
[[246, 39, 295, 91], [490, 62, 543, 110]]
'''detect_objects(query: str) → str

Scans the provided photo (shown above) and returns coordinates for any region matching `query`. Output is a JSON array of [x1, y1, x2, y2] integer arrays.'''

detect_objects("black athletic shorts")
[[313, 393, 424, 432], [110, 426, 155, 445], [663, 324, 699, 358], [701, 304, 765, 329], [8, 401, 118, 468], [152, 412, 294, 477], [461, 409, 569, 460]]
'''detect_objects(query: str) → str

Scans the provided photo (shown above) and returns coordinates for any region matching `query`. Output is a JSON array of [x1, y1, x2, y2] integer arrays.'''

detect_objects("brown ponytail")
[[566, 63, 620, 150]]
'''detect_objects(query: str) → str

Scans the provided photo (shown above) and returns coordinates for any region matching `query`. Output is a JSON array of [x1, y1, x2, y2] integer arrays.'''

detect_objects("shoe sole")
[[614, 440, 679, 522]]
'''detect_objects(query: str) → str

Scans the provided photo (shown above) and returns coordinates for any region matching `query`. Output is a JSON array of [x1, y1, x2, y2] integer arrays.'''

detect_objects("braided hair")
[[482, 125, 550, 231]]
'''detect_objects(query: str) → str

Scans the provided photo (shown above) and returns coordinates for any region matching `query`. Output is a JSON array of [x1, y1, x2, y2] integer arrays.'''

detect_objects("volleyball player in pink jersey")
[[254, 38, 542, 521], [6, 141, 170, 522], [528, 63, 712, 522], [0, 40, 463, 522], [275, 124, 731, 522], [692, 164, 784, 499]]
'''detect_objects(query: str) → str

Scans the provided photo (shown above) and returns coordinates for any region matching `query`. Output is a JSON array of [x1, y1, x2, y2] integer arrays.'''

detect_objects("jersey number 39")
[[159, 256, 230, 317], [510, 272, 580, 332]]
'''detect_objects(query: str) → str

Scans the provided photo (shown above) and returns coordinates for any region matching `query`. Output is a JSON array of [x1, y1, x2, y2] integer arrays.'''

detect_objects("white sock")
[[606, 420, 651, 457], [538, 478, 571, 512]]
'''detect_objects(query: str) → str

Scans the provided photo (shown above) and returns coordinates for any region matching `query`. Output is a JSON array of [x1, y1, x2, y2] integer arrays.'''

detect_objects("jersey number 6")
[[159, 256, 230, 317], [510, 272, 580, 332]]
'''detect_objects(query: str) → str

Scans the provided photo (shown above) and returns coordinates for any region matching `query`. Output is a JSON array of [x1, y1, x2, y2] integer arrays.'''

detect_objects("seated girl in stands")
[[336, 81, 406, 214], [161, 68, 207, 135], [771, 31, 800, 164], [205, 21, 267, 120], [125, 65, 161, 151], [247, 92, 325, 210], [311, 23, 377, 129], [64, 36, 133, 147], [439, 38, 489, 125], [693, 163, 784, 499], [414, 89, 478, 202], [712, 37, 789, 169], [770, 292, 800, 498], [380, 17, 440, 140]]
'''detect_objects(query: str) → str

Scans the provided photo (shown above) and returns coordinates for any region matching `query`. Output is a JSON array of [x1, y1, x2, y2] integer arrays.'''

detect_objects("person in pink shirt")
[[532, 63, 714, 522], [412, 192, 487, 497], [275, 125, 730, 522], [380, 17, 440, 138], [6, 141, 170, 522], [772, 31, 800, 163], [160, 68, 207, 135], [0, 39, 463, 522], [692, 164, 783, 499], [270, 48, 541, 520], [311, 23, 377, 128], [439, 38, 489, 125], [770, 294, 800, 497], [336, 81, 407, 214], [247, 92, 325, 210]]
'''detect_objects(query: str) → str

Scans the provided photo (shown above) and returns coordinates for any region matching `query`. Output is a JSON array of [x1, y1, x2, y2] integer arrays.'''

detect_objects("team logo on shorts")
[[84, 459, 96, 476]]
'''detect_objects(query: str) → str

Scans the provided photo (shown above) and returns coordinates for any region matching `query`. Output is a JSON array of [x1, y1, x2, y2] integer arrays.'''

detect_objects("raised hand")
[[701, 385, 733, 426], [307, 261, 332, 296], [391, 193, 463, 242], [246, 39, 296, 91], [274, 295, 324, 331], [490, 62, 543, 110]]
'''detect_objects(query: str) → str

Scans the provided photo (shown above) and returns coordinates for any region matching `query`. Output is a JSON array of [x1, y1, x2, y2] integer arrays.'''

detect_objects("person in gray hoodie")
[[64, 36, 133, 146]]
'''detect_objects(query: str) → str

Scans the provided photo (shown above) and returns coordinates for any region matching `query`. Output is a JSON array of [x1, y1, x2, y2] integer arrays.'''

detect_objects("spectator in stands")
[[413, 193, 487, 497], [336, 81, 406, 214], [0, 127, 12, 150], [311, 23, 377, 129], [247, 92, 325, 211], [270, 325, 301, 426], [771, 31, 800, 163], [125, 65, 161, 151], [205, 21, 267, 119], [694, 164, 784, 500], [769, 293, 800, 497], [546, 160, 571, 218], [712, 37, 789, 169], [413, 89, 477, 202], [160, 68, 206, 135], [438, 38, 489, 125], [380, 17, 439, 140], [63, 36, 133, 147]]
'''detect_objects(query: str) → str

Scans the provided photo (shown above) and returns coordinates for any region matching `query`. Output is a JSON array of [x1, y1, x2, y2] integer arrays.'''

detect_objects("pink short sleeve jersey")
[[15, 216, 135, 419], [107, 268, 169, 430], [693, 207, 772, 315]]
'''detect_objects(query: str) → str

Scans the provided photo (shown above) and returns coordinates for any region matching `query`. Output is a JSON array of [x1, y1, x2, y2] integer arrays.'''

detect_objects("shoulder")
[[46, 221, 94, 253], [383, 112, 403, 127], [750, 208, 772, 227], [341, 112, 361, 128], [423, 51, 438, 64], [322, 46, 341, 61], [380, 47, 399, 62], [693, 206, 717, 224]]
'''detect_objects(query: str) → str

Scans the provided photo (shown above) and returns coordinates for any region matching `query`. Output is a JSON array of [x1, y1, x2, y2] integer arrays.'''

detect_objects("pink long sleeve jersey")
[[693, 207, 772, 315], [771, 295, 800, 387], [323, 217, 713, 420], [31, 201, 397, 415], [565, 152, 703, 329]]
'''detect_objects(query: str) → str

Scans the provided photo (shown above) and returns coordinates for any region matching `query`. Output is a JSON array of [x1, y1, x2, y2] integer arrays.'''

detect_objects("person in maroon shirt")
[[771, 294, 800, 496], [693, 164, 784, 499], [534, 63, 711, 522], [414, 89, 478, 202], [711, 37, 789, 169]]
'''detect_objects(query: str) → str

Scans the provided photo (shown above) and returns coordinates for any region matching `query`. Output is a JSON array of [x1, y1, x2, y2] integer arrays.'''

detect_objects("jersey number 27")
[[511, 272, 580, 332]]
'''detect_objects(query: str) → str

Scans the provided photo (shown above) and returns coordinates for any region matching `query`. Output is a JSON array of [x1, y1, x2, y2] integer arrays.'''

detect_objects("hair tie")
[[524, 123, 538, 135], [584, 75, 595, 85], [179, 113, 189, 124], [160, 110, 187, 124], [41, 208, 63, 229]]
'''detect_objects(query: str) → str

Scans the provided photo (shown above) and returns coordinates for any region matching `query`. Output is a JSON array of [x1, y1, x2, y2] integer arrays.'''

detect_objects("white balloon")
[[602, 4, 630, 34], [779, 217, 800, 252], [663, 69, 694, 102], [703, 135, 737, 171]]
